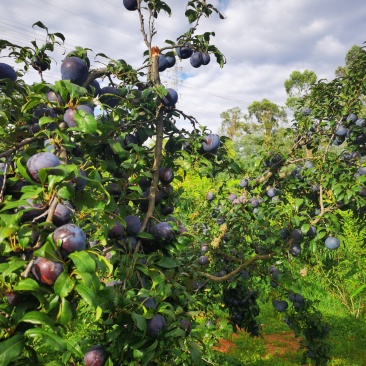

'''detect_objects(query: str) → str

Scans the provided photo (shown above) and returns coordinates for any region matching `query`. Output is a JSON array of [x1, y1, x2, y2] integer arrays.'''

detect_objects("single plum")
[[26, 152, 61, 183], [61, 56, 88, 85], [84, 344, 108, 366], [152, 222, 174, 242], [53, 223, 87, 253], [146, 314, 166, 338], [123, 0, 138, 11], [202, 134, 220, 155], [124, 215, 141, 235], [0, 62, 17, 81], [162, 88, 178, 107], [32, 257, 63, 285], [325, 236, 340, 250], [159, 166, 174, 184]]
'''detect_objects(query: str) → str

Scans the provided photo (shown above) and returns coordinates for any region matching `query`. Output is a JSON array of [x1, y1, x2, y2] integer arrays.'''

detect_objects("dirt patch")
[[263, 331, 300, 356], [214, 330, 301, 357]]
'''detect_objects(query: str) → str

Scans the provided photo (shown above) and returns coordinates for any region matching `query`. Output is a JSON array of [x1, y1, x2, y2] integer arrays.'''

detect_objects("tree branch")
[[199, 252, 276, 282]]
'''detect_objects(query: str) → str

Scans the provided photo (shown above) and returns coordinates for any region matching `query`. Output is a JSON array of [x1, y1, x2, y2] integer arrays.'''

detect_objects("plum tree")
[[1, 0, 360, 364]]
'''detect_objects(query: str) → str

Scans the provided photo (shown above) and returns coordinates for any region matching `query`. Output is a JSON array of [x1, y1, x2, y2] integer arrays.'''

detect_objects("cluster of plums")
[[222, 284, 261, 336], [123, 0, 211, 71]]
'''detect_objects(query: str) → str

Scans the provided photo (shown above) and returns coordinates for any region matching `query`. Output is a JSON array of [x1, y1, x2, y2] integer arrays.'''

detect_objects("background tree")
[[335, 45, 366, 78], [247, 98, 287, 136], [218, 107, 248, 140], [284, 69, 317, 110]]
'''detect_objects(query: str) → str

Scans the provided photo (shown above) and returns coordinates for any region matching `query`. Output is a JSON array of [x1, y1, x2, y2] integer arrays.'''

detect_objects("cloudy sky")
[[1, 0, 366, 132]]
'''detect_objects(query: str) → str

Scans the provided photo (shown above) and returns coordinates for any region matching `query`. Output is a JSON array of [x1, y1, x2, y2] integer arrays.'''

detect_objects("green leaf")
[[131, 312, 146, 332], [74, 110, 98, 134], [19, 311, 54, 328], [56, 298, 73, 325], [54, 271, 75, 298], [187, 340, 202, 364], [137, 232, 155, 240], [13, 278, 40, 292], [0, 334, 25, 366], [75, 284, 97, 308], [156, 257, 178, 269], [34, 240, 59, 262], [350, 284, 366, 298], [25, 328, 66, 352], [69, 251, 96, 273]]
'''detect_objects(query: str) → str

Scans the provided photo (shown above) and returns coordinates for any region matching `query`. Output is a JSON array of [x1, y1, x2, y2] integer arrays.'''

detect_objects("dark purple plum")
[[190, 52, 203, 68], [141, 297, 156, 309], [32, 257, 63, 285], [206, 192, 215, 201], [152, 222, 174, 242], [159, 166, 174, 184], [53, 223, 87, 253], [228, 193, 237, 201], [273, 300, 288, 312], [288, 293, 296, 302], [123, 0, 138, 11], [99, 86, 120, 108], [198, 255, 210, 265], [0, 63, 17, 81], [165, 55, 176, 68], [202, 134, 220, 155], [239, 178, 249, 188], [53, 201, 73, 226], [201, 244, 209, 252], [306, 225, 317, 237], [335, 125, 348, 137], [84, 344, 108, 366], [158, 55, 168, 72], [325, 236, 340, 250], [291, 229, 303, 241], [162, 88, 178, 107], [108, 221, 125, 240], [202, 52, 210, 65], [267, 187, 279, 197], [146, 314, 166, 338], [124, 215, 141, 235], [290, 242, 301, 256], [180, 319, 192, 336], [176, 43, 193, 59], [280, 228, 290, 240], [161, 205, 174, 216], [61, 56, 88, 85], [249, 197, 259, 208], [122, 133, 137, 150], [138, 176, 152, 191], [346, 113, 357, 124], [47, 91, 63, 105], [26, 152, 61, 183], [88, 79, 101, 97]]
